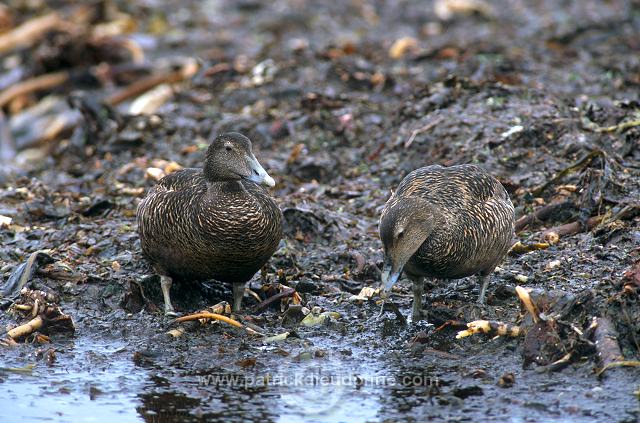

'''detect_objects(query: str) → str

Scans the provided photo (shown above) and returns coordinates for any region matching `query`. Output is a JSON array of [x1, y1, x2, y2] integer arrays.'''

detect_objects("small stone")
[[514, 274, 528, 283]]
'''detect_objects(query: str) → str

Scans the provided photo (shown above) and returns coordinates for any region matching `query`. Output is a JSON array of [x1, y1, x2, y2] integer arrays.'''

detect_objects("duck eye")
[[225, 146, 232, 151], [397, 230, 404, 239]]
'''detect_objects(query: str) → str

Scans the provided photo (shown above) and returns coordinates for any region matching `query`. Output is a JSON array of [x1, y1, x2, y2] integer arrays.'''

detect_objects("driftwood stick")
[[6, 316, 43, 340], [515, 200, 573, 232], [0, 71, 70, 108], [541, 215, 603, 241], [105, 60, 198, 106], [105, 72, 179, 106], [593, 317, 623, 370], [456, 320, 523, 339]]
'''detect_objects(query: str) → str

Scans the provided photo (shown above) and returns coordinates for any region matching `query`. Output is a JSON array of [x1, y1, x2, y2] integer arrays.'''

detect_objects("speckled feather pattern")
[[137, 168, 283, 283], [381, 164, 515, 279]]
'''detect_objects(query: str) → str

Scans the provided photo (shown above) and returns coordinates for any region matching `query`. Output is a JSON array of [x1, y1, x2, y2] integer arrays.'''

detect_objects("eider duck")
[[137, 132, 283, 315], [379, 164, 515, 321]]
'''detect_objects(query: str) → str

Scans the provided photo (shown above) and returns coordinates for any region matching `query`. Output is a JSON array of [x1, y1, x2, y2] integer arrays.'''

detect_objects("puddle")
[[0, 339, 148, 423]]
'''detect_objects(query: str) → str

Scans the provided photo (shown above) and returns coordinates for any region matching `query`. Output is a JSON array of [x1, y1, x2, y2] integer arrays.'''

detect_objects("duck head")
[[203, 132, 275, 187], [379, 197, 438, 291]]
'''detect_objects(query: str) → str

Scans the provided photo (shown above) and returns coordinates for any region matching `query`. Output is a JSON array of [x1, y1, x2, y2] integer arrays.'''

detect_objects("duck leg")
[[160, 275, 177, 316], [477, 274, 490, 305], [232, 282, 245, 312], [411, 277, 425, 321]]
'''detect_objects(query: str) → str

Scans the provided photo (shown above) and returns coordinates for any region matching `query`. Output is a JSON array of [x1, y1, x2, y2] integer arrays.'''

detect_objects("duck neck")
[[207, 180, 246, 195]]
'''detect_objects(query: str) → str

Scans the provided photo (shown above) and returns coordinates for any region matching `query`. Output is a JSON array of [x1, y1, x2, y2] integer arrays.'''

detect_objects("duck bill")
[[381, 257, 402, 291], [247, 156, 276, 187]]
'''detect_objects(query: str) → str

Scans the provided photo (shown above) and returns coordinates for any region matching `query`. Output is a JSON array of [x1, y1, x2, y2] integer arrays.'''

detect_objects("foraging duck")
[[137, 132, 283, 315], [379, 164, 515, 321]]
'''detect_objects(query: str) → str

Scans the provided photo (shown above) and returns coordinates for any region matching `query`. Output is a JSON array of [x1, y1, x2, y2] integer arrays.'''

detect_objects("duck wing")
[[152, 168, 206, 193], [395, 164, 507, 206]]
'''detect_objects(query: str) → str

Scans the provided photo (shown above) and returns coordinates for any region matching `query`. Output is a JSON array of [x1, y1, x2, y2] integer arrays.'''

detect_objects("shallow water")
[[0, 340, 146, 423], [0, 334, 390, 423], [1, 321, 639, 422]]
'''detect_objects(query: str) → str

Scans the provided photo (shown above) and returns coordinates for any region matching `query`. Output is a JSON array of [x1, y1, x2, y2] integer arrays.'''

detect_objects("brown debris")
[[455, 286, 600, 372], [4, 288, 75, 342], [497, 372, 515, 388], [622, 261, 640, 295]]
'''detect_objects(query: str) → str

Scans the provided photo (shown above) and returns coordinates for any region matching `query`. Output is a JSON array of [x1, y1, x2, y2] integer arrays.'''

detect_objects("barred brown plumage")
[[379, 164, 515, 321], [136, 133, 283, 315]]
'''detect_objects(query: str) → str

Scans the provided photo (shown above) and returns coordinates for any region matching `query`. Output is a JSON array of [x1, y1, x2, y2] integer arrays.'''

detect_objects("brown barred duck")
[[137, 132, 283, 315], [379, 164, 515, 321]]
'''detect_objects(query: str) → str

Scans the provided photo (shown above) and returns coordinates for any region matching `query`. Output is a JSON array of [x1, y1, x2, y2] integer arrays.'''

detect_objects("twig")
[[12, 304, 32, 312], [0, 13, 62, 54], [435, 320, 467, 331], [404, 116, 443, 148], [530, 150, 605, 197], [596, 360, 640, 377], [174, 312, 263, 335], [253, 288, 295, 313], [0, 71, 69, 108], [367, 142, 385, 161], [609, 204, 640, 223], [0, 364, 34, 373], [535, 351, 576, 373], [595, 120, 640, 133]]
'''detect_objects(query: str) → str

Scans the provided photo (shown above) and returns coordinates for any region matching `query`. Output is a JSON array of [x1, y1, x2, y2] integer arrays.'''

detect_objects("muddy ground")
[[1, 0, 640, 422]]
